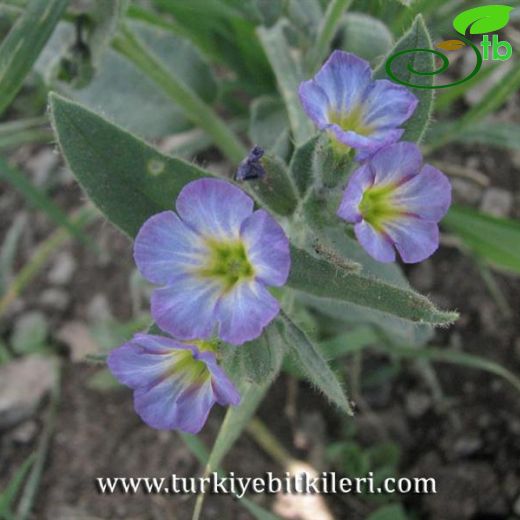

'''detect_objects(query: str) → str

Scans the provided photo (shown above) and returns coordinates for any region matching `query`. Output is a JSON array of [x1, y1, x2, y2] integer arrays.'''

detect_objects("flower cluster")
[[109, 179, 291, 432], [299, 50, 451, 263], [109, 48, 452, 435]]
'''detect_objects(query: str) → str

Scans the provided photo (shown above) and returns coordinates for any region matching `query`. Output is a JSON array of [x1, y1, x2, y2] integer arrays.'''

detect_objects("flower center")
[[328, 105, 373, 136], [168, 349, 209, 384], [359, 184, 402, 230], [199, 239, 254, 291]]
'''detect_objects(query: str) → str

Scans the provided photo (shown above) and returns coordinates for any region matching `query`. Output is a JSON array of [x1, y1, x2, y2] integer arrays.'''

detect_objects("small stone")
[[47, 251, 76, 285], [39, 288, 70, 311], [451, 178, 482, 205], [480, 187, 513, 218], [452, 435, 482, 457], [86, 293, 112, 323], [25, 148, 60, 187], [0, 355, 56, 429], [405, 392, 431, 418], [10, 420, 38, 443], [514, 495, 520, 516], [56, 321, 100, 362], [10, 311, 48, 354]]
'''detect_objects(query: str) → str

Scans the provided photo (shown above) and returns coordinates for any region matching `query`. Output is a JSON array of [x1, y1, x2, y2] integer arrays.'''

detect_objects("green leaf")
[[242, 154, 298, 216], [0, 213, 27, 295], [453, 5, 513, 35], [305, 0, 353, 72], [112, 24, 246, 162], [0, 0, 69, 116], [307, 228, 434, 345], [179, 433, 281, 520], [232, 320, 286, 384], [0, 156, 89, 246], [443, 205, 520, 275], [338, 12, 394, 66], [37, 19, 218, 139], [288, 135, 319, 197], [367, 504, 408, 520], [287, 245, 457, 326], [280, 311, 353, 415], [10, 311, 48, 354], [248, 95, 290, 157], [0, 117, 51, 151], [193, 376, 280, 520], [0, 453, 36, 519], [372, 342, 520, 396], [49, 93, 213, 238], [431, 121, 520, 152], [427, 61, 520, 151], [375, 15, 434, 143], [257, 19, 315, 146]]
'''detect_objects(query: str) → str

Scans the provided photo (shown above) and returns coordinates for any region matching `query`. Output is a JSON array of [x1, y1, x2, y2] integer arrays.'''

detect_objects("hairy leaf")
[[443, 205, 520, 275], [280, 311, 353, 414], [375, 15, 434, 143]]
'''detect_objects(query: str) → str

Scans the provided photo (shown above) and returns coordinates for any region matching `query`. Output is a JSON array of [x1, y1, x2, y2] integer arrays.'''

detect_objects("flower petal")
[[216, 281, 280, 345], [337, 164, 375, 223], [314, 51, 371, 114], [151, 275, 222, 340], [354, 220, 396, 263], [240, 209, 291, 287], [107, 334, 185, 389], [326, 124, 404, 160], [392, 164, 452, 222], [176, 178, 254, 240], [363, 80, 418, 129], [298, 79, 330, 128], [368, 142, 423, 185], [133, 211, 207, 285], [385, 216, 440, 263], [205, 358, 241, 406], [134, 377, 214, 433]]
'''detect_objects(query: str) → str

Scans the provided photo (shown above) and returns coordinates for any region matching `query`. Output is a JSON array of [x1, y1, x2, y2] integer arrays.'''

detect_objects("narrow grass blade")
[[0, 156, 89, 246], [257, 20, 314, 145], [0, 205, 97, 317], [280, 311, 353, 415], [443, 204, 520, 275], [113, 25, 246, 163], [0, 0, 69, 116]]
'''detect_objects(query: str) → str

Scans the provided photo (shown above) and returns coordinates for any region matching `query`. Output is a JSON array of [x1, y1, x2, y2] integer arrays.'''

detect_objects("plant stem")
[[246, 417, 294, 467], [306, 0, 352, 73], [0, 205, 97, 317], [113, 25, 247, 164]]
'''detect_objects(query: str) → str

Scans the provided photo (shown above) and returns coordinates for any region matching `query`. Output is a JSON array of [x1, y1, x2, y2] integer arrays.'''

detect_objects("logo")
[[386, 5, 513, 89]]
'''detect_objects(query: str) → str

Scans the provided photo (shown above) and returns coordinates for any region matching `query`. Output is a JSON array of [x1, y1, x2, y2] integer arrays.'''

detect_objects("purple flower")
[[107, 333, 240, 433], [134, 178, 291, 346], [337, 142, 451, 263], [299, 50, 418, 160]]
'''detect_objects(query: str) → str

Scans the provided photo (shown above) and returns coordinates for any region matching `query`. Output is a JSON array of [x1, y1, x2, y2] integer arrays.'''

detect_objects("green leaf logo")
[[453, 5, 513, 35]]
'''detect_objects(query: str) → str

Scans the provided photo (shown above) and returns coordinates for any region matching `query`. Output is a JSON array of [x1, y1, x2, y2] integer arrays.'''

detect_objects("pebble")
[[480, 187, 513, 217], [405, 392, 432, 418], [39, 287, 70, 311], [451, 178, 482, 205], [47, 251, 76, 285], [0, 355, 56, 429]]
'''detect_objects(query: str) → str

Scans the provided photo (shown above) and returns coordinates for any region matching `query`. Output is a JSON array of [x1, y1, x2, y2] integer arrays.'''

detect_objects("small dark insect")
[[234, 145, 266, 181]]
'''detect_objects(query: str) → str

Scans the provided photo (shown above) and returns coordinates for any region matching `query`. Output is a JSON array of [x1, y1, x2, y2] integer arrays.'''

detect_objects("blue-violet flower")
[[108, 333, 239, 432], [134, 178, 291, 346], [299, 50, 418, 160], [337, 142, 451, 263]]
